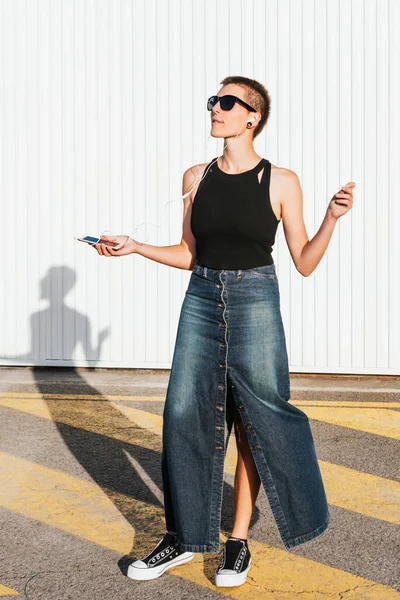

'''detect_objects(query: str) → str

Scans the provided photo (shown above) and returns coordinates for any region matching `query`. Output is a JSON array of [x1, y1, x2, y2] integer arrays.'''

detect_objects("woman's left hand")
[[328, 182, 356, 220]]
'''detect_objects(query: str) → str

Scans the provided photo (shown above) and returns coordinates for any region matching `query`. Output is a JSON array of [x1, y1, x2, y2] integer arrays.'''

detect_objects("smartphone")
[[76, 235, 101, 245], [75, 235, 126, 250]]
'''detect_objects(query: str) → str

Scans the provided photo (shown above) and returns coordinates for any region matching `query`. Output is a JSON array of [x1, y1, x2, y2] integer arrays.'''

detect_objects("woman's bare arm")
[[94, 164, 207, 270], [279, 169, 354, 277]]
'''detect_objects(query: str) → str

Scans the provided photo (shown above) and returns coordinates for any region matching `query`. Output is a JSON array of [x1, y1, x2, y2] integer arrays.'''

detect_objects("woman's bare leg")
[[230, 407, 261, 539]]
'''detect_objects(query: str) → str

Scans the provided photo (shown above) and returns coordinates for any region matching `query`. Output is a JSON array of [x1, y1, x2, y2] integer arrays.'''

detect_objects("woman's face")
[[210, 85, 258, 139]]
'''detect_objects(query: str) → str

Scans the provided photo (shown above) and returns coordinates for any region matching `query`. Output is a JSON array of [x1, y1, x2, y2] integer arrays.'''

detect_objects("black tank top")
[[190, 156, 280, 269]]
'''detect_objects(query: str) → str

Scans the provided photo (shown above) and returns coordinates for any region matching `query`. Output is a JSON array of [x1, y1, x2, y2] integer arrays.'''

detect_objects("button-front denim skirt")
[[161, 262, 330, 552]]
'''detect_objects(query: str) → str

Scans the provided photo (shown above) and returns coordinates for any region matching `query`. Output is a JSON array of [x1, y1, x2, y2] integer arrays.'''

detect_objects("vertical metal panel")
[[388, 0, 400, 370], [302, 0, 316, 369], [0, 0, 399, 374], [352, 0, 365, 371], [338, 0, 353, 370]]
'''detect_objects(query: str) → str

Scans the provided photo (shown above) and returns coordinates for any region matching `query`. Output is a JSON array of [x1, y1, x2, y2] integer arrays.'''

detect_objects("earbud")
[[247, 116, 257, 127]]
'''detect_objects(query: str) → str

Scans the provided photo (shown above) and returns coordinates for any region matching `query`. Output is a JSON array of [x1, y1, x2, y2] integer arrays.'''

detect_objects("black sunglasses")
[[207, 94, 257, 113]]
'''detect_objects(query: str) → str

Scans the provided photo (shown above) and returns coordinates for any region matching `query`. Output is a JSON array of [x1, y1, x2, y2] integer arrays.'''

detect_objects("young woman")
[[95, 76, 355, 588]]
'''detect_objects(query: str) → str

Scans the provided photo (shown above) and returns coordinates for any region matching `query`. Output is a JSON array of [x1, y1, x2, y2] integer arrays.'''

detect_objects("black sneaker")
[[127, 532, 194, 581], [215, 537, 252, 587]]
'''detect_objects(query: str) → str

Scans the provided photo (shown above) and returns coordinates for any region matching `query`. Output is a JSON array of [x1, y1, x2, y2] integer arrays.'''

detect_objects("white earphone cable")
[[92, 115, 258, 249]]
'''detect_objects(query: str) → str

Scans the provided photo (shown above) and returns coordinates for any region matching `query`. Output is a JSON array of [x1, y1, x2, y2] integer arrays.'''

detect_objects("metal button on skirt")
[[161, 261, 330, 553]]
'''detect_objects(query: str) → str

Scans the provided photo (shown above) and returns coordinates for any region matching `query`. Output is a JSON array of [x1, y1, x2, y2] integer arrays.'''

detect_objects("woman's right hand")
[[93, 235, 138, 257]]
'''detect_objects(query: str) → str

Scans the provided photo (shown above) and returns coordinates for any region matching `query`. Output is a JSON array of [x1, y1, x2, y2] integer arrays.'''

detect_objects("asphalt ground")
[[0, 366, 399, 599]]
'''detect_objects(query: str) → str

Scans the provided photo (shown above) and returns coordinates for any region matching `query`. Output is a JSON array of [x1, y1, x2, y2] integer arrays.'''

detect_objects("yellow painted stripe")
[[318, 461, 400, 524], [0, 392, 168, 402], [304, 406, 400, 440], [296, 400, 400, 409], [1, 398, 399, 524], [0, 583, 19, 596], [110, 402, 164, 433], [0, 392, 399, 410], [0, 397, 163, 449], [0, 451, 141, 554], [0, 451, 399, 598]]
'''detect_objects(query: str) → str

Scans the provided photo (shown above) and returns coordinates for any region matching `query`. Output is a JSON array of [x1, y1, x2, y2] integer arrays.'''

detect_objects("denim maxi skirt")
[[161, 262, 330, 552]]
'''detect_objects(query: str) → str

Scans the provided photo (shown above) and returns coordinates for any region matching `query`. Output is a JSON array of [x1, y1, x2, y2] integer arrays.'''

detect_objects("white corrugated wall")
[[1, 0, 399, 374]]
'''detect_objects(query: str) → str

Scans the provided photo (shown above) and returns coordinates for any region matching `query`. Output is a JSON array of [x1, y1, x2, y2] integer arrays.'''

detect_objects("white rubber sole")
[[127, 551, 194, 581], [214, 558, 252, 587]]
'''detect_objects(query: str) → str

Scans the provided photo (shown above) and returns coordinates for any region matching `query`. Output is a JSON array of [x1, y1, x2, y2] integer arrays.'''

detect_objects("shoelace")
[[148, 539, 179, 564], [233, 545, 247, 571], [218, 540, 248, 572]]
